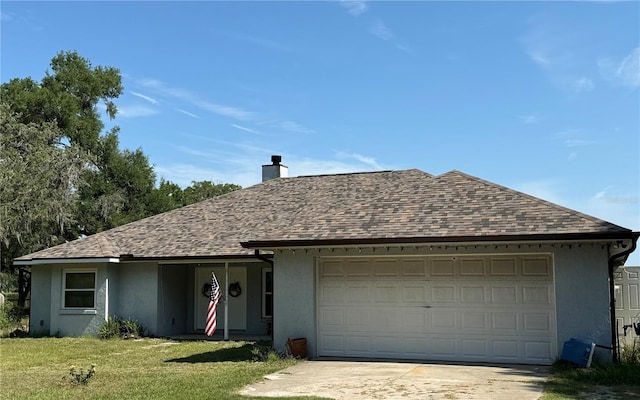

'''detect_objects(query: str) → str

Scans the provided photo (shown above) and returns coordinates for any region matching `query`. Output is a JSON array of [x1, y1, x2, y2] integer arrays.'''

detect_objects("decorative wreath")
[[228, 282, 242, 298], [201, 283, 212, 298]]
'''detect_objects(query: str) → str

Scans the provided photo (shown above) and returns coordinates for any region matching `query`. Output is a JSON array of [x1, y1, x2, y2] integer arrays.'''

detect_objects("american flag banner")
[[205, 272, 221, 336]]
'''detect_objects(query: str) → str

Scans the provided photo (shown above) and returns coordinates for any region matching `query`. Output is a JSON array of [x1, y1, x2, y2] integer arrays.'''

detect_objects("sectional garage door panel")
[[317, 256, 556, 365]]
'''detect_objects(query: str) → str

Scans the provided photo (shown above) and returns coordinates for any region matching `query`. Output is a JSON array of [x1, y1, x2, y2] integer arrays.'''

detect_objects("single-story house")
[[15, 156, 638, 365]]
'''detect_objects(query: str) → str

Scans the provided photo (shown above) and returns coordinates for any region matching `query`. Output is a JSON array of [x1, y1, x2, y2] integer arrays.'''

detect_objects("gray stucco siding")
[[554, 245, 611, 360], [116, 262, 159, 335], [29, 265, 52, 335], [273, 252, 317, 356]]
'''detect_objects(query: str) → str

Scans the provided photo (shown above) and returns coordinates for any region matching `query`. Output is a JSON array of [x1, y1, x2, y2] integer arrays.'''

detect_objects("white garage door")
[[318, 255, 556, 365]]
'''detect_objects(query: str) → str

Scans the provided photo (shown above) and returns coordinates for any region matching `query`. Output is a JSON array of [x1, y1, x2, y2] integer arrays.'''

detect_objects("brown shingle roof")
[[16, 169, 632, 262]]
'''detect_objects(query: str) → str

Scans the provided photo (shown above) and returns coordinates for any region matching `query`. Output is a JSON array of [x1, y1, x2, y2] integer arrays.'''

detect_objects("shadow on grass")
[[166, 343, 255, 363]]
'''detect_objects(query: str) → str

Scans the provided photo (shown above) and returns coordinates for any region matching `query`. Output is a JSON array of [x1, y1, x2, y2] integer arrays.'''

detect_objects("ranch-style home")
[[16, 156, 638, 365]]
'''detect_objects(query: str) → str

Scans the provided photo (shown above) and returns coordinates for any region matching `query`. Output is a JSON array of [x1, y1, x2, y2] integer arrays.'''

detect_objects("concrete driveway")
[[241, 360, 550, 400]]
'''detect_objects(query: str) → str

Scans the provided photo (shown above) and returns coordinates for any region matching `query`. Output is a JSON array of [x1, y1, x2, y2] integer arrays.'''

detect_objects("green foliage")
[[183, 181, 242, 205], [0, 301, 17, 330], [0, 271, 18, 292], [1, 51, 122, 153], [64, 364, 96, 386], [251, 342, 290, 362], [98, 316, 145, 339], [0, 300, 28, 336], [621, 338, 640, 365], [0, 103, 87, 256]]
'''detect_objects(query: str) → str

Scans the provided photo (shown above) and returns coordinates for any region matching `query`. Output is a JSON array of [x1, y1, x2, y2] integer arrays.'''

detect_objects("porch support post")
[[224, 262, 229, 341], [105, 277, 109, 321]]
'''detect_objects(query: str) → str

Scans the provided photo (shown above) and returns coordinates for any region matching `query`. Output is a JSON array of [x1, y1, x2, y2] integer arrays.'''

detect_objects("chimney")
[[262, 155, 288, 182]]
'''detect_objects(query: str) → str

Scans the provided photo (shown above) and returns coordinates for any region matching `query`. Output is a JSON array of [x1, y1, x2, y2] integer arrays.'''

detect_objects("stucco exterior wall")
[[273, 252, 317, 355], [554, 245, 611, 360], [116, 262, 159, 335], [29, 265, 52, 335], [273, 243, 613, 360], [49, 263, 109, 336]]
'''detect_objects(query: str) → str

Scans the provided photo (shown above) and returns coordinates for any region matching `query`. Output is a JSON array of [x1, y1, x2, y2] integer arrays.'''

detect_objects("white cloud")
[[334, 150, 384, 170], [1, 11, 13, 22], [270, 120, 314, 134], [526, 50, 553, 69], [130, 91, 159, 105], [370, 19, 394, 41], [599, 47, 640, 88], [520, 18, 597, 94], [139, 78, 311, 132], [198, 101, 255, 121], [519, 114, 542, 125], [368, 18, 413, 54], [340, 0, 368, 16], [231, 124, 259, 134], [573, 77, 594, 92], [564, 138, 595, 148], [117, 105, 158, 118], [175, 108, 199, 118]]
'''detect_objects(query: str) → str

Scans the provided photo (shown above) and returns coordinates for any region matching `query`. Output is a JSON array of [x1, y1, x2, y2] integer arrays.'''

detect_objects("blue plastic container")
[[560, 338, 596, 367]]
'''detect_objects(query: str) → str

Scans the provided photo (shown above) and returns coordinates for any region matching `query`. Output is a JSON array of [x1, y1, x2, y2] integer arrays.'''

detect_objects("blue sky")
[[2, 1, 639, 262]]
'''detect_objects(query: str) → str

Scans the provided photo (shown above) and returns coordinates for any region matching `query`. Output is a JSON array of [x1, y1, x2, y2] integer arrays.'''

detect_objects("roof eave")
[[13, 257, 121, 266], [241, 231, 640, 249]]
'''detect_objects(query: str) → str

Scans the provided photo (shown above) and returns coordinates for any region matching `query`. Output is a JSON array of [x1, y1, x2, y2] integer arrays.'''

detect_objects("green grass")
[[0, 337, 323, 400], [541, 360, 640, 399]]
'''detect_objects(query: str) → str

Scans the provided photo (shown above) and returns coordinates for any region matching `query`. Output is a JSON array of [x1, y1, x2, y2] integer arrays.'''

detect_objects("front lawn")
[[0, 337, 321, 400], [542, 361, 640, 399]]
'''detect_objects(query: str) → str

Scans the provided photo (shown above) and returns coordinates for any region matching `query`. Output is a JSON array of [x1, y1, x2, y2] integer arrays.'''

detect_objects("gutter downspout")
[[608, 238, 638, 363], [255, 250, 274, 343]]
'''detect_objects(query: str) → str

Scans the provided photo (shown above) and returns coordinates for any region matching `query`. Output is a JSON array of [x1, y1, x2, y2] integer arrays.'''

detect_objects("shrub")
[[98, 316, 145, 339], [98, 317, 121, 339], [251, 342, 289, 362], [64, 364, 96, 386], [0, 301, 26, 333]]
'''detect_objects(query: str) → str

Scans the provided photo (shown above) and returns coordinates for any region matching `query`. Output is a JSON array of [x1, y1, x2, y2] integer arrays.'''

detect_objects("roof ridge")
[[441, 170, 630, 232], [279, 168, 426, 180]]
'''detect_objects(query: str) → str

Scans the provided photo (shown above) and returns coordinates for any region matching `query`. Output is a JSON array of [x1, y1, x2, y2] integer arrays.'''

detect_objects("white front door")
[[196, 266, 247, 330], [318, 255, 556, 365]]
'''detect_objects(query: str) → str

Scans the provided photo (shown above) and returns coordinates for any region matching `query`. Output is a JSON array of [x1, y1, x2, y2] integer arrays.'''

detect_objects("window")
[[262, 268, 273, 318], [63, 271, 96, 308]]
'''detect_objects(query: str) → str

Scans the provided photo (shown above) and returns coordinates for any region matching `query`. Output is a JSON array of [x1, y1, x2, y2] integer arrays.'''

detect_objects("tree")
[[76, 129, 157, 235], [184, 181, 242, 205], [0, 104, 87, 290], [1, 51, 122, 154]]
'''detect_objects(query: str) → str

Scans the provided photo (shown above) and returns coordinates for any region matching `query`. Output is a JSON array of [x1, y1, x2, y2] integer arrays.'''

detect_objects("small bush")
[[98, 317, 121, 339], [251, 342, 288, 362], [63, 364, 96, 386], [0, 301, 26, 333], [98, 316, 145, 339]]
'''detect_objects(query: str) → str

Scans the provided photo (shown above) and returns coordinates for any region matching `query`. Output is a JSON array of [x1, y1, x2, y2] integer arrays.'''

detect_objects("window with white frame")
[[63, 271, 96, 308], [262, 268, 273, 318]]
